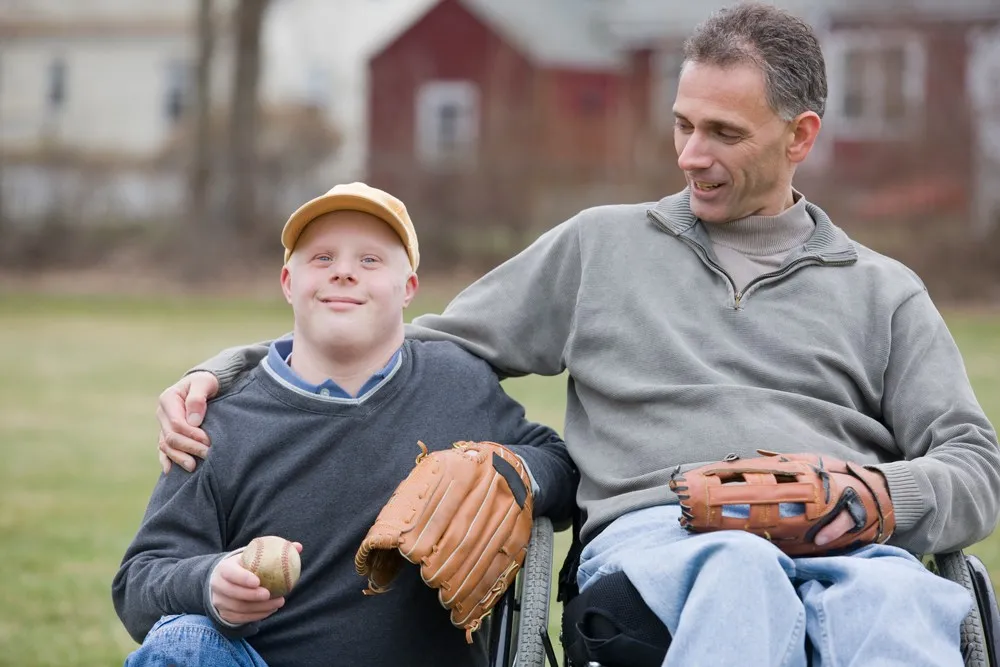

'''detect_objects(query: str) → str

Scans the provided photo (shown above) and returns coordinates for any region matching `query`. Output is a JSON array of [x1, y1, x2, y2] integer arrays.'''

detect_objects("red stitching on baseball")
[[282, 540, 291, 593], [250, 539, 263, 573]]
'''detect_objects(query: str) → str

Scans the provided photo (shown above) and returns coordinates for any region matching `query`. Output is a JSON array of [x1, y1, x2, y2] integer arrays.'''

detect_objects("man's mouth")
[[693, 181, 723, 192]]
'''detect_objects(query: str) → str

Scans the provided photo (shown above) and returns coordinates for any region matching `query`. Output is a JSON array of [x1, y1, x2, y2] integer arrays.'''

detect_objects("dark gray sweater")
[[113, 340, 576, 666]]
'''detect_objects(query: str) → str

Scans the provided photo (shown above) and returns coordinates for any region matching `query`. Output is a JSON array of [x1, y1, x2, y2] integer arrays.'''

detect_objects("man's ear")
[[788, 111, 821, 164], [402, 272, 419, 308], [280, 264, 294, 304]]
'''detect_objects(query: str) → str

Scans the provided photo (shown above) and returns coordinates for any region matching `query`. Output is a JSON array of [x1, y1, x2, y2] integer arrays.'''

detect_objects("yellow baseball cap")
[[281, 181, 420, 270]]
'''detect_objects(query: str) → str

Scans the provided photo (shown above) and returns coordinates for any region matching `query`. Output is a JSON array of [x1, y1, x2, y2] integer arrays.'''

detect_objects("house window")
[[305, 63, 330, 109], [578, 88, 605, 116], [827, 32, 925, 138], [415, 80, 479, 169], [164, 59, 190, 124], [48, 58, 66, 112]]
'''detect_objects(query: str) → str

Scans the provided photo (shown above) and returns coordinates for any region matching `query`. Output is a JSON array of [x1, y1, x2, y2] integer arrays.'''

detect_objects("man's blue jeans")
[[577, 505, 972, 667], [124, 615, 268, 667]]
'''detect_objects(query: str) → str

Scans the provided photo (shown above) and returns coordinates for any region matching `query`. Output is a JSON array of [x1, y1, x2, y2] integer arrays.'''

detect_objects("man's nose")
[[676, 133, 713, 172]]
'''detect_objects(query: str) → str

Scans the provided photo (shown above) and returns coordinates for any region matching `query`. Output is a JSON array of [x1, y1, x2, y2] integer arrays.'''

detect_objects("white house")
[[0, 0, 226, 159], [0, 0, 432, 223]]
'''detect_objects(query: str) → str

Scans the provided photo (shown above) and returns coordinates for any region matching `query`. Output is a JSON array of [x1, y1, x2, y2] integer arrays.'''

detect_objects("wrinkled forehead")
[[674, 60, 776, 126]]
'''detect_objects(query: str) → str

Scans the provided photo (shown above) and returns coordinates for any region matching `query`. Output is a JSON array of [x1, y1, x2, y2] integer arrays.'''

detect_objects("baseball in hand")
[[240, 536, 301, 599]]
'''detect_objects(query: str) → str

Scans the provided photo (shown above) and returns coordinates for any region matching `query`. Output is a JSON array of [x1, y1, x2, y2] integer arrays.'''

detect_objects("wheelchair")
[[490, 516, 1000, 667]]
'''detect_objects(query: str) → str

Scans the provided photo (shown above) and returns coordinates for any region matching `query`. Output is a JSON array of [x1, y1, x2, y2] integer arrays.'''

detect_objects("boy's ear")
[[402, 272, 419, 308], [280, 265, 294, 304]]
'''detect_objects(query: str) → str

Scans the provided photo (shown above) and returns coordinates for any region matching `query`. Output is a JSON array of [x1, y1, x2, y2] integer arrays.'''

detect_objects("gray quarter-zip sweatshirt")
[[198, 189, 1000, 555]]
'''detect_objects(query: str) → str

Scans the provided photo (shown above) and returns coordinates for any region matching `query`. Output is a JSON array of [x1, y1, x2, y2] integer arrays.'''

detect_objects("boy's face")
[[281, 210, 417, 357]]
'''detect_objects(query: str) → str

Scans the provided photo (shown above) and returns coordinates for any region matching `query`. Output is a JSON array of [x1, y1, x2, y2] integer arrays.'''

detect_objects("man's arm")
[[192, 340, 276, 393], [873, 289, 1000, 554], [158, 215, 586, 469], [406, 213, 584, 378], [156, 340, 279, 472], [178, 210, 582, 392]]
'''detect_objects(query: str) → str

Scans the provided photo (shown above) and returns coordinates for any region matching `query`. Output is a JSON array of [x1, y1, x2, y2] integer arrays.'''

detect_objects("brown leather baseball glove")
[[668, 450, 895, 557], [355, 440, 534, 643]]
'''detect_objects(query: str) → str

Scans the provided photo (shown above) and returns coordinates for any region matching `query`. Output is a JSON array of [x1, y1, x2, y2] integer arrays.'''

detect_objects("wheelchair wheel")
[[936, 551, 990, 667], [513, 517, 554, 667]]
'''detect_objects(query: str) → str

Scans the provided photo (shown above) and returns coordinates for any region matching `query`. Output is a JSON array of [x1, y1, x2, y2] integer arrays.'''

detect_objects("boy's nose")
[[328, 264, 357, 283]]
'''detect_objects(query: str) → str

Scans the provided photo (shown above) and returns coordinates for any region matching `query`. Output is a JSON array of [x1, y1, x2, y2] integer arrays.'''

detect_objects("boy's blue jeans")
[[577, 505, 972, 667], [125, 614, 268, 667]]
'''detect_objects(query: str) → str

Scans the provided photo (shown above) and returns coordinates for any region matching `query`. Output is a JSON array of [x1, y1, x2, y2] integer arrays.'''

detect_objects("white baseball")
[[239, 535, 301, 599]]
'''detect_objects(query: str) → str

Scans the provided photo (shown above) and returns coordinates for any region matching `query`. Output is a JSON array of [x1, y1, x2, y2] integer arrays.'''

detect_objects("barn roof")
[[459, 0, 623, 70]]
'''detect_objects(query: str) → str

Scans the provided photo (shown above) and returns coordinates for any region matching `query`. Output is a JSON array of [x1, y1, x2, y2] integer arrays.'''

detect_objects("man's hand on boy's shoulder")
[[157, 371, 219, 474]]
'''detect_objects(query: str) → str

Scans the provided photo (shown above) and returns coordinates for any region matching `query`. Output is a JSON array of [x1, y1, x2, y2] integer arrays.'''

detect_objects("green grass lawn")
[[0, 293, 997, 665]]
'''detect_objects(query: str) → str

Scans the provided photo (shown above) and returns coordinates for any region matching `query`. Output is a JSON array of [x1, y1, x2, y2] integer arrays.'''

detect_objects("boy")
[[112, 182, 576, 666]]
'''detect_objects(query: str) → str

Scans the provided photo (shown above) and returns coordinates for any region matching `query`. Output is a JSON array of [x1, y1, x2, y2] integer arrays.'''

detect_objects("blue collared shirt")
[[266, 337, 402, 400]]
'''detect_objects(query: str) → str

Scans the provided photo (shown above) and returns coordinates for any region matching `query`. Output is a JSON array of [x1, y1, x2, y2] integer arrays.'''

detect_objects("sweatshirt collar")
[[649, 188, 858, 264]]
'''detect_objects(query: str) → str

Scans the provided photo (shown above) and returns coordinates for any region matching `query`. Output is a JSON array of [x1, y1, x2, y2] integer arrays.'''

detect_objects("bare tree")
[[226, 0, 270, 234], [189, 0, 215, 233]]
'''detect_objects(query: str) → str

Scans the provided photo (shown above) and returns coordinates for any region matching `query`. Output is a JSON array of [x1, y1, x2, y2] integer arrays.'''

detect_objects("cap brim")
[[282, 193, 414, 266]]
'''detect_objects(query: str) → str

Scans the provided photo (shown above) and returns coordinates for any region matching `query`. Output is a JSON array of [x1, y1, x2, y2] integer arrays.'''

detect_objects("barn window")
[[826, 31, 925, 138], [47, 58, 67, 112], [415, 80, 479, 169], [164, 59, 190, 124], [578, 88, 605, 115]]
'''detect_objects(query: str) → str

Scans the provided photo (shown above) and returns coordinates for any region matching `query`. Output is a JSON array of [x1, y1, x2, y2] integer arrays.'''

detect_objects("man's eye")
[[718, 131, 741, 141], [674, 120, 693, 132]]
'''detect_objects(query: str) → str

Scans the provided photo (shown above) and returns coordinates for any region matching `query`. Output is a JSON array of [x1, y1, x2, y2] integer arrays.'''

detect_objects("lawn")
[[0, 293, 997, 666]]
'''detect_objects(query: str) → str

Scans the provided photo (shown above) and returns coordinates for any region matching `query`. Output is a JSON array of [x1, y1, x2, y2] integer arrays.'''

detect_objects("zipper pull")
[[734, 292, 742, 309]]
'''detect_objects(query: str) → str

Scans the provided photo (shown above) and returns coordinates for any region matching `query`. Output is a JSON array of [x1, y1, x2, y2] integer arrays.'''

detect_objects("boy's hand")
[[157, 371, 219, 474], [210, 550, 293, 625]]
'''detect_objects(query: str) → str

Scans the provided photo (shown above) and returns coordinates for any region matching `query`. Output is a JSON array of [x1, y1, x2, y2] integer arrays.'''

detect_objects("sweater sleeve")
[[112, 457, 243, 642], [187, 339, 278, 395], [872, 289, 1000, 554], [482, 372, 579, 528], [406, 215, 584, 379]]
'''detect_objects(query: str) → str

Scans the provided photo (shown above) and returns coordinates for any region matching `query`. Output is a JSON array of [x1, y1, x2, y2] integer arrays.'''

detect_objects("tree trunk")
[[178, 0, 217, 281], [189, 0, 214, 232], [226, 0, 269, 235]]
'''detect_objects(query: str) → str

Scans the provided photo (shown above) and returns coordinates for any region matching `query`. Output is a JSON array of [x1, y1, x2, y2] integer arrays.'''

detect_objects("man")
[[155, 5, 1000, 665], [113, 182, 576, 666]]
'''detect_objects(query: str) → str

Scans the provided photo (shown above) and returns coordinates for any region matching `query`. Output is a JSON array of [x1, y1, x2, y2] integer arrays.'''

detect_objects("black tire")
[[936, 551, 990, 667], [513, 517, 554, 667]]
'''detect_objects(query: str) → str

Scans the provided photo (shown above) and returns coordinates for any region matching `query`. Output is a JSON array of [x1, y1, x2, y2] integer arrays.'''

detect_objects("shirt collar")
[[266, 337, 402, 400]]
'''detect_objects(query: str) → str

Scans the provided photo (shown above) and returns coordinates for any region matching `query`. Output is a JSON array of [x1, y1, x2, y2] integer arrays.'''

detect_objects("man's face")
[[673, 61, 797, 223], [281, 210, 417, 356]]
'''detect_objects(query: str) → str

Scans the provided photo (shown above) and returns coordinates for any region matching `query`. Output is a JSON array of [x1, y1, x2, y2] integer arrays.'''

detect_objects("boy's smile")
[[280, 209, 418, 386]]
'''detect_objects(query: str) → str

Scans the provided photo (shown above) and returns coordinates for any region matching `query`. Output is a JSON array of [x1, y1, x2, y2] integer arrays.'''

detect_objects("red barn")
[[366, 0, 648, 264], [809, 4, 1000, 227]]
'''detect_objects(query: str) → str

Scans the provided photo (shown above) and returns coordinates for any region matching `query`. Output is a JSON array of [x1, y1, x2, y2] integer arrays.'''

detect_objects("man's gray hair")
[[683, 2, 827, 120]]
